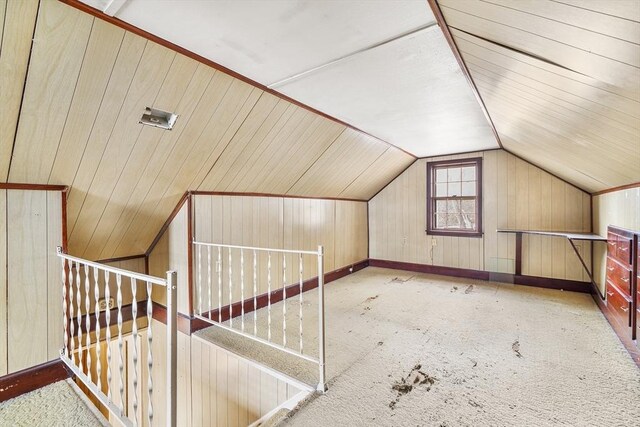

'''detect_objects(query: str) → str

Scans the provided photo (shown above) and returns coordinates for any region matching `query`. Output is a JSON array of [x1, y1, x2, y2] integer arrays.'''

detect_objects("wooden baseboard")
[[0, 360, 71, 402], [368, 259, 591, 293], [151, 260, 369, 334]]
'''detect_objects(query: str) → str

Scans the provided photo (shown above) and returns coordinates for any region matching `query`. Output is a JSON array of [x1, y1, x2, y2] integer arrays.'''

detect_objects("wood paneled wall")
[[0, 0, 413, 261], [369, 150, 592, 281], [592, 186, 640, 294], [0, 189, 63, 375], [145, 319, 304, 427], [148, 202, 190, 314], [192, 194, 368, 309]]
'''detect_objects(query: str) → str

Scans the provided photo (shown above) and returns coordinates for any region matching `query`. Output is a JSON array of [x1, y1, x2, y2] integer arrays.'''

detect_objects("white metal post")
[[317, 245, 326, 393], [166, 271, 178, 427]]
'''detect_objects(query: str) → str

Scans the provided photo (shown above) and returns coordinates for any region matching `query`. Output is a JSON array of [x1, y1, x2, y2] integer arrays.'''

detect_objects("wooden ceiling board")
[[440, 0, 640, 99], [7, 0, 93, 183], [552, 0, 640, 22], [0, 0, 39, 180], [339, 148, 415, 200], [453, 30, 640, 121], [438, 3, 640, 193], [287, 128, 390, 198]]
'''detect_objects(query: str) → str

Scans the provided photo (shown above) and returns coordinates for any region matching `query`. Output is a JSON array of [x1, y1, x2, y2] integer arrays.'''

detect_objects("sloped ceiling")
[[437, 0, 640, 193], [0, 0, 414, 259], [76, 0, 500, 156]]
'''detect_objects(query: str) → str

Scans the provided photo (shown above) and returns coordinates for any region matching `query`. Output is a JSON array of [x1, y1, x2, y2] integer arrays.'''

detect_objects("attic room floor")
[[198, 267, 640, 426]]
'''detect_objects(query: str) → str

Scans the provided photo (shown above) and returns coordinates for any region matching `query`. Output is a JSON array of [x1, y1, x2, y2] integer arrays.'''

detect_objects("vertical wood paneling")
[[369, 150, 591, 281], [0, 190, 6, 375], [7, 190, 48, 372]]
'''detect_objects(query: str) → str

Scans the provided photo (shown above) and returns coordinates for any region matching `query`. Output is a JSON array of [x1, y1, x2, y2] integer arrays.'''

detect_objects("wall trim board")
[[151, 259, 369, 334], [418, 147, 502, 160], [94, 253, 146, 264], [592, 182, 640, 197], [426, 0, 503, 150], [591, 290, 640, 368], [190, 191, 367, 203], [58, 0, 417, 160], [368, 259, 591, 293], [187, 193, 194, 315], [0, 183, 68, 191], [0, 359, 71, 402], [145, 191, 190, 257]]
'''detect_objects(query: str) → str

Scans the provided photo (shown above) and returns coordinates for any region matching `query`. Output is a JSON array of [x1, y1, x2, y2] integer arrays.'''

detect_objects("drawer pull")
[[607, 267, 614, 271], [606, 291, 614, 297], [620, 246, 629, 252], [622, 277, 629, 282], [621, 306, 629, 313], [608, 241, 616, 246]]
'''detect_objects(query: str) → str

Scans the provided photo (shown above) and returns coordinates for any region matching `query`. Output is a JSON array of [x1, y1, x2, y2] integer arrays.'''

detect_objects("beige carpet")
[[198, 267, 640, 426], [0, 379, 106, 427]]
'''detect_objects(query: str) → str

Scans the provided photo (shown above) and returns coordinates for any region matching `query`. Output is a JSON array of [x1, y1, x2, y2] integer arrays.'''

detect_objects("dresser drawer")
[[616, 236, 633, 264], [606, 257, 632, 295], [606, 282, 632, 328]]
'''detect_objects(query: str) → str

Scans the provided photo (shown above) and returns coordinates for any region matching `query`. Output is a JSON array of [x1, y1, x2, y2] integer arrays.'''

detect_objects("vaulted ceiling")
[[0, 0, 414, 259], [436, 0, 640, 193]]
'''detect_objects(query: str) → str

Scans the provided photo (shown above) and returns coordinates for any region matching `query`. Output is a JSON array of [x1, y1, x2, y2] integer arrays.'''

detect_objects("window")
[[426, 157, 482, 237]]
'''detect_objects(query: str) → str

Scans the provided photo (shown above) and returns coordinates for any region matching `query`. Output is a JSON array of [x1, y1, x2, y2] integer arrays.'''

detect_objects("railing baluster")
[[198, 244, 202, 316], [253, 250, 257, 336], [207, 246, 212, 320], [241, 249, 245, 332], [62, 257, 69, 359], [299, 254, 304, 354], [116, 273, 125, 416], [93, 267, 101, 391], [229, 248, 233, 328], [131, 278, 139, 426], [283, 256, 287, 347], [105, 271, 112, 399], [267, 252, 272, 342], [68, 260, 75, 362], [84, 264, 92, 380], [146, 281, 154, 426], [76, 261, 83, 369], [218, 247, 222, 323]]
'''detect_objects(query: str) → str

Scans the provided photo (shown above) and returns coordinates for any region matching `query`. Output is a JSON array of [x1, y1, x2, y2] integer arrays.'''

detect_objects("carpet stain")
[[512, 340, 523, 358], [389, 364, 438, 410], [451, 286, 458, 293], [364, 294, 380, 303], [390, 276, 413, 284], [464, 285, 474, 294]]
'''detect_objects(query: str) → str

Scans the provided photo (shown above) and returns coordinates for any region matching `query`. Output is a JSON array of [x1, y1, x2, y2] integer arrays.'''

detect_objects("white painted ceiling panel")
[[111, 0, 432, 85], [275, 26, 498, 156]]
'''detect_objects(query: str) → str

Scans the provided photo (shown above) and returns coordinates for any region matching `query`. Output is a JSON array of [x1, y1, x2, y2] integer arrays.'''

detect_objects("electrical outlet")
[[431, 238, 438, 247], [98, 298, 115, 312]]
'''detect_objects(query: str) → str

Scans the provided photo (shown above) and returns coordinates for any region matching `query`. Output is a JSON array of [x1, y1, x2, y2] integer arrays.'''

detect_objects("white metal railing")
[[192, 241, 326, 392], [57, 247, 178, 427]]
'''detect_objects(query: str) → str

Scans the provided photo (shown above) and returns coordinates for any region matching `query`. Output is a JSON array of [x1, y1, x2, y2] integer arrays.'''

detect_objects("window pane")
[[436, 200, 447, 213], [461, 182, 476, 196], [447, 199, 460, 213], [461, 166, 476, 181], [447, 182, 461, 196], [435, 168, 447, 183], [435, 183, 447, 197], [447, 167, 461, 182], [446, 213, 461, 229], [461, 199, 475, 213], [435, 213, 446, 228]]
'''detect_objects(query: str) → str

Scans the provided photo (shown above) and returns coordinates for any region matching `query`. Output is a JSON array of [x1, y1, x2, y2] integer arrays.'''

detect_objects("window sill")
[[425, 230, 483, 238]]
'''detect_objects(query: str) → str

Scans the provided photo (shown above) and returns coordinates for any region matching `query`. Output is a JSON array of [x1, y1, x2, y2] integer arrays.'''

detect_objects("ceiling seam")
[[4, 0, 42, 182]]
